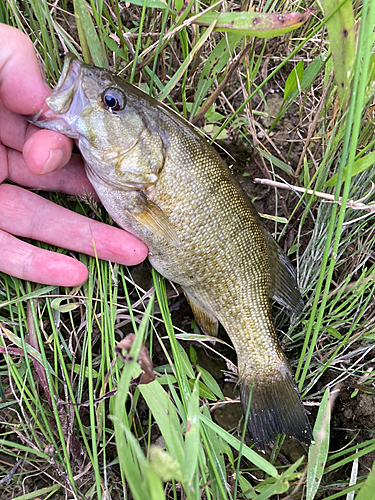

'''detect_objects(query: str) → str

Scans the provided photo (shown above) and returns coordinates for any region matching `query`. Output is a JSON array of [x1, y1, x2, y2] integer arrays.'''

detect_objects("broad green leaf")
[[149, 446, 184, 482], [193, 10, 310, 37], [156, 374, 177, 385], [113, 297, 156, 500], [67, 363, 99, 378], [183, 378, 200, 484], [204, 123, 229, 140], [188, 378, 217, 400], [306, 389, 331, 500], [321, 0, 355, 107], [237, 474, 257, 499], [199, 414, 279, 477], [0, 439, 51, 460], [140, 381, 185, 467], [0, 401, 17, 409], [0, 286, 56, 309], [355, 460, 375, 500], [51, 297, 81, 312], [122, 426, 166, 500], [174, 0, 183, 10], [205, 110, 226, 122], [256, 457, 304, 498], [177, 342, 195, 378], [124, 0, 168, 8], [255, 148, 295, 177], [196, 365, 225, 400], [327, 326, 343, 340], [73, 0, 105, 67], [112, 415, 144, 500], [284, 61, 304, 101], [259, 214, 288, 224], [201, 406, 230, 499], [189, 345, 198, 364], [11, 484, 61, 500], [326, 151, 375, 186], [270, 54, 325, 131], [103, 35, 127, 60]]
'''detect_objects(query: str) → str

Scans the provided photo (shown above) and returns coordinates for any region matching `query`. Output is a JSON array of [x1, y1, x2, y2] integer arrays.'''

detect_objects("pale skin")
[[0, 24, 148, 286]]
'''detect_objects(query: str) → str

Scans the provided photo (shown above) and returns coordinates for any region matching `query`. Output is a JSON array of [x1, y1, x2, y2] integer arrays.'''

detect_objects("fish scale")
[[29, 53, 313, 451]]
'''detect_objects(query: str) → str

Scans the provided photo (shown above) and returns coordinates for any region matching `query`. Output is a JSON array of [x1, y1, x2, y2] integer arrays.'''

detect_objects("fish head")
[[28, 54, 166, 191]]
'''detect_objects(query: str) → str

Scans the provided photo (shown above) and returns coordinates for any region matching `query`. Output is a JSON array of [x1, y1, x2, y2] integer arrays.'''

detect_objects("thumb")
[[0, 23, 51, 114]]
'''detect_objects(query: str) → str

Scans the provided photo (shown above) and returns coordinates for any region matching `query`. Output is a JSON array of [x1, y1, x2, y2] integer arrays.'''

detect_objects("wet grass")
[[1, 0, 375, 498]]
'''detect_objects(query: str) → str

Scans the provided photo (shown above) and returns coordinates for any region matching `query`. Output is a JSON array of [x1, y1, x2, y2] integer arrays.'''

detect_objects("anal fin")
[[183, 289, 219, 337]]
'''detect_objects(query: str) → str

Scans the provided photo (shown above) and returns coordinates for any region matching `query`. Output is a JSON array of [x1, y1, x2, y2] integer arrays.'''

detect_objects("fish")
[[29, 54, 313, 451]]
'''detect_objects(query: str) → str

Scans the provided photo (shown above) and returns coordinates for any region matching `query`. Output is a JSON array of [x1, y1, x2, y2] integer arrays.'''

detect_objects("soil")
[[331, 390, 375, 476]]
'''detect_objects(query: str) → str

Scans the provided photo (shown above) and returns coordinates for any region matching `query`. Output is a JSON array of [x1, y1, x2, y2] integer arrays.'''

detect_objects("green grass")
[[1, 0, 375, 498]]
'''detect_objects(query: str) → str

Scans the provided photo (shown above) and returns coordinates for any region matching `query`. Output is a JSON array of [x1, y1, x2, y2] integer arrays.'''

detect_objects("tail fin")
[[240, 369, 313, 451]]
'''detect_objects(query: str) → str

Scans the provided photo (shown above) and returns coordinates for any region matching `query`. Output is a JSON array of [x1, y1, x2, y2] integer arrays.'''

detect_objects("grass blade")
[[306, 389, 331, 500]]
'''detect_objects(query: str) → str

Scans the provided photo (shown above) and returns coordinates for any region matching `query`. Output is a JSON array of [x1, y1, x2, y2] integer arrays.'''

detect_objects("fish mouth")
[[47, 54, 84, 115], [46, 54, 90, 127], [55, 54, 81, 93], [27, 54, 88, 138]]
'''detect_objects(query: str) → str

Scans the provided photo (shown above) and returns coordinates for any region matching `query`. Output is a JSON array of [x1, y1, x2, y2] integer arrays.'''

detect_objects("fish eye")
[[101, 87, 126, 112]]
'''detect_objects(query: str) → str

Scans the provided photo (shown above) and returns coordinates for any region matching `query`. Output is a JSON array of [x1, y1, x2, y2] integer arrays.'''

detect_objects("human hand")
[[0, 24, 148, 286]]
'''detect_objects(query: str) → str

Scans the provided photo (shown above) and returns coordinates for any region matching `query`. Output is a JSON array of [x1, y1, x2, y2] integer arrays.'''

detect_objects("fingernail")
[[41, 148, 64, 174]]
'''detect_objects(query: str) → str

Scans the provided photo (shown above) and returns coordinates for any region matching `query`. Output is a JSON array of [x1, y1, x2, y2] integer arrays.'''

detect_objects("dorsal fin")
[[260, 226, 304, 316], [243, 200, 304, 315]]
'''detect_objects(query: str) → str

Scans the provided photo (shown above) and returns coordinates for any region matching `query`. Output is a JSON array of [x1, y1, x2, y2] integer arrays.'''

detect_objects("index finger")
[[0, 184, 149, 266]]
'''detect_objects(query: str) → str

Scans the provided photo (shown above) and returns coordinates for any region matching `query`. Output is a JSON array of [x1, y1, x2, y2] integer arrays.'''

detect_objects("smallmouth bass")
[[30, 54, 313, 451]]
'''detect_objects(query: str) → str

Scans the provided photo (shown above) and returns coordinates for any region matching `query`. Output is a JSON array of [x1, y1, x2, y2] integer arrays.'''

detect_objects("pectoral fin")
[[132, 192, 180, 247], [183, 289, 219, 337]]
